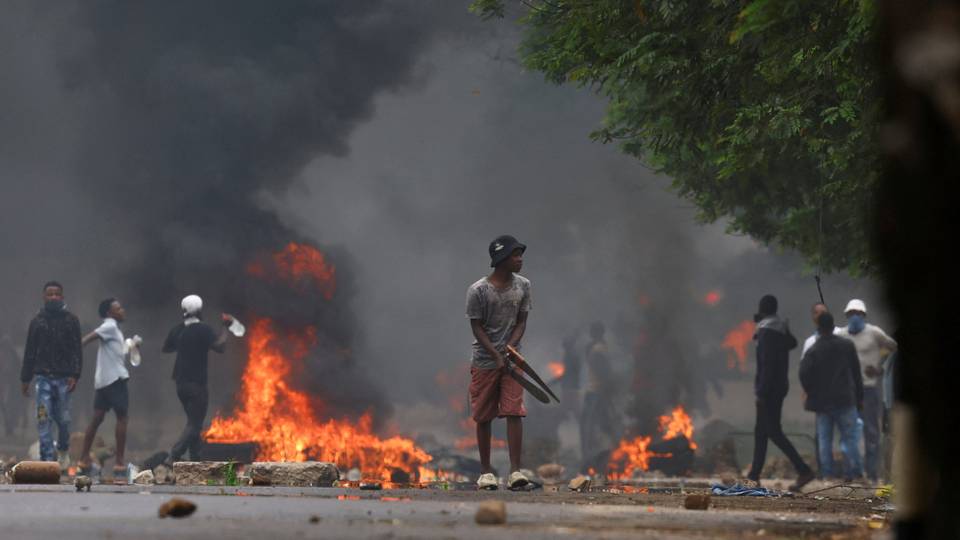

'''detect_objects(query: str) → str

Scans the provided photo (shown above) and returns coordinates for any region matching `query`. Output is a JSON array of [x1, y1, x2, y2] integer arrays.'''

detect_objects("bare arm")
[[875, 326, 898, 353], [209, 314, 232, 354], [470, 319, 506, 370], [82, 331, 100, 346]]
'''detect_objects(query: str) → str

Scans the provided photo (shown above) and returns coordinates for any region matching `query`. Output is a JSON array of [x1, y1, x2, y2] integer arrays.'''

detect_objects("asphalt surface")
[[0, 484, 887, 539]]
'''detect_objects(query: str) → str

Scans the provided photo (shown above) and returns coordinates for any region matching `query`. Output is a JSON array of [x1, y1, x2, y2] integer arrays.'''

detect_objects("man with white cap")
[[838, 299, 897, 483], [162, 295, 235, 463]]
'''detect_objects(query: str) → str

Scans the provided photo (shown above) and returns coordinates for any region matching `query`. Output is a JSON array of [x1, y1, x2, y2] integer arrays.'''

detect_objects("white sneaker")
[[57, 452, 71, 473], [476, 473, 498, 490], [508, 470, 529, 490]]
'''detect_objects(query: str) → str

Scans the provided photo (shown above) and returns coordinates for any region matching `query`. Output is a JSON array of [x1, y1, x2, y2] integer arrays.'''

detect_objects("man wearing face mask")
[[20, 281, 83, 464], [838, 299, 897, 484]]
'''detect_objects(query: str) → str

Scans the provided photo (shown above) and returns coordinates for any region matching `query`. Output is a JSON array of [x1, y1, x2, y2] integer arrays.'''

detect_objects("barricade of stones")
[[172, 461, 339, 487]]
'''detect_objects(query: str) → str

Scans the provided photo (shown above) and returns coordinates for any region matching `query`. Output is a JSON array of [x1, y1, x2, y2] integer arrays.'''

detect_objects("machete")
[[504, 364, 550, 404], [506, 345, 561, 403]]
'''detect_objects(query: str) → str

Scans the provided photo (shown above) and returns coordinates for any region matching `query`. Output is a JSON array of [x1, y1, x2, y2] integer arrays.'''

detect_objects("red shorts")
[[469, 366, 526, 423]]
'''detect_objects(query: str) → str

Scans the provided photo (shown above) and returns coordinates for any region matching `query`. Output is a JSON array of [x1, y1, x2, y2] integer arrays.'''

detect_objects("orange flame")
[[607, 405, 697, 479], [547, 361, 565, 378], [703, 290, 722, 306], [659, 405, 697, 450], [247, 242, 336, 300], [721, 320, 755, 372], [205, 318, 431, 482], [608, 436, 654, 479]]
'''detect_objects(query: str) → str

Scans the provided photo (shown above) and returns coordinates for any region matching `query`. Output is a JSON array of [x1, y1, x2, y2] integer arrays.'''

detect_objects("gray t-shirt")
[[466, 274, 532, 369]]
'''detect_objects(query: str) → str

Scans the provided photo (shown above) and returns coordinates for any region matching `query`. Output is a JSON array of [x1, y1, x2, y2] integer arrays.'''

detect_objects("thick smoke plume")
[[1, 0, 459, 433]]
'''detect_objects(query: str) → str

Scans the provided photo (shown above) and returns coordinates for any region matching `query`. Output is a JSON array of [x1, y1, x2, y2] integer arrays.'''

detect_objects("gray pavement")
[[0, 484, 881, 539]]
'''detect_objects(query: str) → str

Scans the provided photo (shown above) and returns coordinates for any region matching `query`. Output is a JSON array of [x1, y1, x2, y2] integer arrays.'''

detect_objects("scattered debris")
[[74, 475, 92, 492], [309, 515, 321, 524], [133, 470, 155, 485], [360, 481, 383, 490], [474, 500, 506, 525], [684, 493, 711, 510], [711, 483, 778, 497], [346, 468, 362, 482], [11, 461, 61, 484], [536, 463, 564, 483], [158, 498, 197, 519], [568, 475, 591, 492], [153, 464, 173, 485]]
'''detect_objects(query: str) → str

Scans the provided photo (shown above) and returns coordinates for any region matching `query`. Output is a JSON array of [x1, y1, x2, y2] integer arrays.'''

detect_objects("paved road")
[[0, 485, 878, 539]]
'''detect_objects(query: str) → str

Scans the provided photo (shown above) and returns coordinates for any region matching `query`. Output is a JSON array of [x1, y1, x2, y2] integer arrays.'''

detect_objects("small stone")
[[74, 475, 92, 492], [536, 463, 564, 482], [133, 470, 155, 485], [568, 475, 591, 491], [153, 464, 173, 485], [684, 494, 711, 510], [309, 515, 321, 524], [158, 498, 197, 518], [474, 500, 506, 525]]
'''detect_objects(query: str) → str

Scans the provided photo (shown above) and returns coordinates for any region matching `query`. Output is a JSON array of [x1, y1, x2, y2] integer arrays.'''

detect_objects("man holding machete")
[[466, 235, 532, 490]]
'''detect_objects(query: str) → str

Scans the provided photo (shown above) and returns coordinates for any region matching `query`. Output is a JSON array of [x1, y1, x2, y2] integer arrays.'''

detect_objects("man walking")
[[466, 235, 532, 491], [747, 294, 815, 491], [162, 295, 234, 463], [580, 321, 618, 475], [20, 281, 83, 465], [76, 298, 139, 478], [800, 312, 864, 480], [838, 299, 897, 483]]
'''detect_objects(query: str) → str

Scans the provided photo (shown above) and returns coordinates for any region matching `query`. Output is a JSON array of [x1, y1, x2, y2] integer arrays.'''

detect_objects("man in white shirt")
[[837, 299, 897, 483], [76, 298, 137, 478]]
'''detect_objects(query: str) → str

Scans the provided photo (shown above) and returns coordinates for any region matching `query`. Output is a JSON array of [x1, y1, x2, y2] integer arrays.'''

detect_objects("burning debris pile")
[[608, 405, 697, 479], [203, 243, 432, 483]]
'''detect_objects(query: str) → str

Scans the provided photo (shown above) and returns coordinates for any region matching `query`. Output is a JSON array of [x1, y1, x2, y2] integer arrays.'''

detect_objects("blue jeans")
[[35, 375, 72, 461], [816, 406, 863, 479]]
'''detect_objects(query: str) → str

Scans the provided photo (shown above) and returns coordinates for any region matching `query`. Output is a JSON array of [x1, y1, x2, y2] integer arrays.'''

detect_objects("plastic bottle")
[[125, 335, 143, 366], [228, 318, 246, 337], [126, 463, 139, 484]]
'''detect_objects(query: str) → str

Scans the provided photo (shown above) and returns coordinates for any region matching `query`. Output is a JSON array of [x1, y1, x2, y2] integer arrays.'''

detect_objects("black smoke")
[[1, 0, 462, 435]]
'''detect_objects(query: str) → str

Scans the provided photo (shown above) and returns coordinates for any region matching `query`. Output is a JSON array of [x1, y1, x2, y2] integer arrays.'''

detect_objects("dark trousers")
[[170, 382, 208, 462], [861, 386, 882, 481], [748, 394, 811, 479]]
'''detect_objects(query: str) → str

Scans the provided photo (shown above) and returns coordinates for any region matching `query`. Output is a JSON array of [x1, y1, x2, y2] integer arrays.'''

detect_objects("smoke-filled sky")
[[1, 2, 888, 444]]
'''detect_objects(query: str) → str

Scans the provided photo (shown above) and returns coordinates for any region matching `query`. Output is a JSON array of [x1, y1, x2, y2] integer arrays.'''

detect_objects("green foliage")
[[473, 0, 880, 275], [224, 461, 239, 486]]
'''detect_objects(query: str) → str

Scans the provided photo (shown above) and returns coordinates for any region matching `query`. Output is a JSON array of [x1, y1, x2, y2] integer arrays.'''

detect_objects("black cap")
[[489, 235, 526, 268]]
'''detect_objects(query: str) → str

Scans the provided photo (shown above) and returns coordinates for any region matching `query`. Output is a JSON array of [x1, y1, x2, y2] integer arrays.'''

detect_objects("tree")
[[472, 0, 879, 275]]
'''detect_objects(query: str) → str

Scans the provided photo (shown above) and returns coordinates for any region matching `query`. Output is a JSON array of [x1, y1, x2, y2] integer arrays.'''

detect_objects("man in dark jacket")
[[20, 281, 83, 463], [747, 294, 814, 491], [800, 312, 864, 480]]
